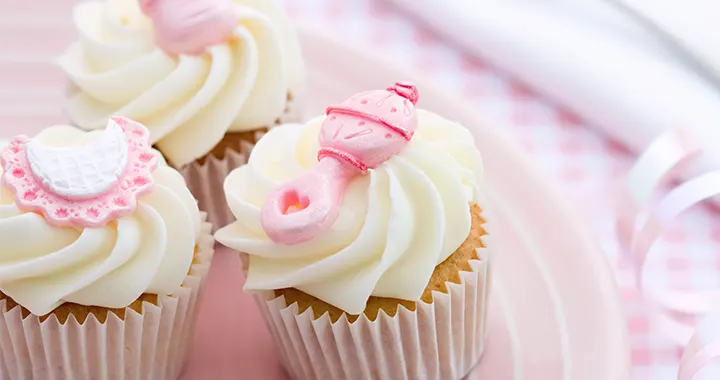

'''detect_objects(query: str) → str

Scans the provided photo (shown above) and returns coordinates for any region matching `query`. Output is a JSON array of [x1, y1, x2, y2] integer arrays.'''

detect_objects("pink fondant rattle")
[[140, 0, 237, 55], [0, 116, 157, 228], [261, 82, 420, 245]]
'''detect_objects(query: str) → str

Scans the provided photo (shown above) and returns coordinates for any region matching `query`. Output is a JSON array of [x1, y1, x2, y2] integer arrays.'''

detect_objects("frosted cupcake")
[[215, 83, 491, 380], [59, 0, 304, 228], [0, 117, 213, 380]]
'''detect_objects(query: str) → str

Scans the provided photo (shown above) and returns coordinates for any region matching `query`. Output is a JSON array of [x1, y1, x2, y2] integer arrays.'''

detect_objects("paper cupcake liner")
[[181, 140, 258, 233], [181, 94, 303, 232], [252, 215, 493, 380], [0, 213, 215, 380]]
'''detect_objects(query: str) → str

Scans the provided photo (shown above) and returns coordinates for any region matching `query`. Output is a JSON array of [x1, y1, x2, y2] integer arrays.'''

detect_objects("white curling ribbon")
[[617, 127, 720, 379]]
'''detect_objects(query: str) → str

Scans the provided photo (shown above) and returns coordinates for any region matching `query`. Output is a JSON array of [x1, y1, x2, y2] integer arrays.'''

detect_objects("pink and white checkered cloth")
[[3, 0, 720, 378]]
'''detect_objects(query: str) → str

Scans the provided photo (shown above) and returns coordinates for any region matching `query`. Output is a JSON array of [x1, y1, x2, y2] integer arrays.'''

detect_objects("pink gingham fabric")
[[3, 0, 719, 378]]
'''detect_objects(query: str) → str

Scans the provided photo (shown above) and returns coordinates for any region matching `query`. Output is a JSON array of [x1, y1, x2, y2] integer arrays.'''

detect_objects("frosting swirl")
[[215, 110, 484, 314], [0, 126, 201, 316], [59, 0, 304, 167]]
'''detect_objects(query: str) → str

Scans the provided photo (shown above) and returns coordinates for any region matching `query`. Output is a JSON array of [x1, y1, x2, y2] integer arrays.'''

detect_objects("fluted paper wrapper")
[[253, 221, 493, 380], [181, 140, 257, 232], [0, 214, 215, 380], [181, 95, 303, 231]]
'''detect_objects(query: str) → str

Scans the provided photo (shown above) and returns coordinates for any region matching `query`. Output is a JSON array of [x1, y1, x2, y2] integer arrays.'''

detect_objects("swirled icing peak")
[[261, 82, 419, 245], [139, 0, 237, 55], [60, 0, 304, 167], [0, 117, 157, 228], [214, 107, 484, 314]]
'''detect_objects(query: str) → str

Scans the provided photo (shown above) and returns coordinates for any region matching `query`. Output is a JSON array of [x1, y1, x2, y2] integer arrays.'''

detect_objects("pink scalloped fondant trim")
[[0, 116, 158, 228]]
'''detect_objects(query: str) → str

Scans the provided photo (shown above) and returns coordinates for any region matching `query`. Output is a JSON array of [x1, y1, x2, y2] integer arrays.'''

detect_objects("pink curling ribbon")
[[616, 127, 720, 379], [261, 82, 420, 245], [139, 0, 237, 55]]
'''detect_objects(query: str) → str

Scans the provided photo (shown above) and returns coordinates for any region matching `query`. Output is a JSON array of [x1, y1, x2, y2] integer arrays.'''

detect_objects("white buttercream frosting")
[[215, 110, 484, 314], [0, 126, 202, 316], [60, 0, 304, 167]]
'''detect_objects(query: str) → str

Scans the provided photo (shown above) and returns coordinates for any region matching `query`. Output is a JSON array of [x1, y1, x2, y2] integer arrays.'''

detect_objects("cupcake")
[[215, 83, 492, 379], [59, 0, 304, 229], [0, 117, 214, 380]]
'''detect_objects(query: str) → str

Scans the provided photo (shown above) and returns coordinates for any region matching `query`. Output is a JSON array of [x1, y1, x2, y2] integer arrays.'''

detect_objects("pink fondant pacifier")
[[261, 82, 420, 245], [0, 116, 158, 228], [140, 0, 237, 55]]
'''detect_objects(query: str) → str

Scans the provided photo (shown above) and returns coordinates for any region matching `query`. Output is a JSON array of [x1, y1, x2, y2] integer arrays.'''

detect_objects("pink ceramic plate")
[[180, 28, 631, 380]]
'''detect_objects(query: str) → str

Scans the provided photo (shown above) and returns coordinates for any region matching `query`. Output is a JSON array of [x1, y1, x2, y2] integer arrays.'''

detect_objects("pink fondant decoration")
[[0, 116, 157, 228], [261, 158, 355, 245], [326, 81, 419, 142], [140, 0, 238, 56], [261, 82, 419, 245]]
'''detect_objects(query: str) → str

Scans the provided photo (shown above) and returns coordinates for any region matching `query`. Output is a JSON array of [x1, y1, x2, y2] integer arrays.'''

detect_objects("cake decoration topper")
[[0, 116, 158, 228], [139, 0, 237, 55], [261, 82, 420, 245]]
